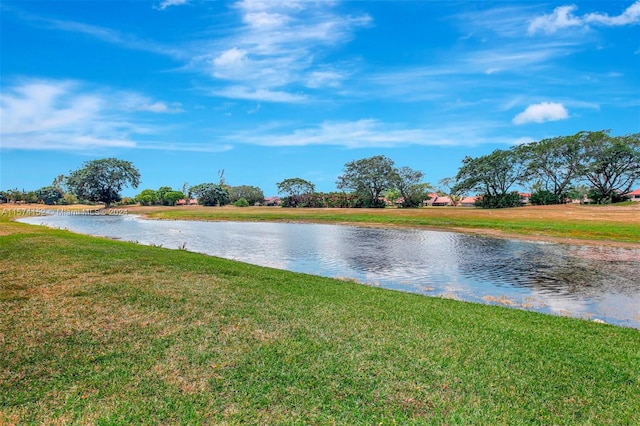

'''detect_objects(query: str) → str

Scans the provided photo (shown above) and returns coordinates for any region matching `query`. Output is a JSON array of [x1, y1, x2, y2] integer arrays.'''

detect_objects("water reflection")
[[17, 214, 640, 328]]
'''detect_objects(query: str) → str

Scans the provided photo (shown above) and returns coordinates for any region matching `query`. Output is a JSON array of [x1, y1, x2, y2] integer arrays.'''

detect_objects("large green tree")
[[336, 155, 397, 208], [276, 178, 315, 207], [521, 133, 583, 204], [453, 148, 527, 208], [66, 158, 140, 207], [576, 131, 640, 204], [156, 186, 174, 206], [190, 183, 229, 206], [229, 185, 265, 206], [36, 186, 64, 205], [393, 166, 431, 208]]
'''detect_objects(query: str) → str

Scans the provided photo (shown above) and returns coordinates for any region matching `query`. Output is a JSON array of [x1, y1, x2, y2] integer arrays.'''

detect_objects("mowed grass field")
[[129, 202, 640, 246], [1, 205, 639, 424]]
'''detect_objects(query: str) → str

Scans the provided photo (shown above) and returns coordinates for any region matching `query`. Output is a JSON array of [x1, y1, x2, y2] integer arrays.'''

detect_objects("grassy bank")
[[131, 203, 640, 245], [1, 217, 639, 424]]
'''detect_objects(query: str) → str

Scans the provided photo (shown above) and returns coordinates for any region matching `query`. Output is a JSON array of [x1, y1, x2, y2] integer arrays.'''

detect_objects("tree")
[[163, 191, 185, 206], [453, 148, 527, 208], [156, 186, 174, 206], [276, 178, 315, 207], [52, 174, 66, 192], [229, 185, 265, 206], [190, 183, 229, 206], [135, 189, 159, 206], [521, 134, 583, 204], [36, 186, 64, 205], [393, 166, 431, 208], [66, 158, 140, 207], [182, 182, 191, 200], [576, 131, 640, 204], [336, 155, 396, 208]]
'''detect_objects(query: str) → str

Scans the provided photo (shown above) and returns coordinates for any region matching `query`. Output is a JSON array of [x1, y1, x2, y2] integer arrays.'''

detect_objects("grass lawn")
[[129, 203, 640, 245], [1, 215, 639, 424]]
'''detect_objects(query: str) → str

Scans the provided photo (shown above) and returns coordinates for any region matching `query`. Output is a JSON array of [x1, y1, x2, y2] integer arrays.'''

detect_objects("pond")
[[18, 213, 640, 329]]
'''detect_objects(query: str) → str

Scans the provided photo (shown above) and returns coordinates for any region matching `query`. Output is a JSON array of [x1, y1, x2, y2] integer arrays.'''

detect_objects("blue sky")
[[1, 0, 639, 197]]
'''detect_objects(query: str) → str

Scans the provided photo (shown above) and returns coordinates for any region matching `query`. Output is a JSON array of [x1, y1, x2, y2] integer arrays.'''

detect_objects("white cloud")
[[512, 102, 569, 125], [15, 10, 186, 59], [243, 11, 290, 28], [118, 93, 185, 114], [9, 1, 369, 103], [306, 70, 345, 88], [511, 136, 536, 146], [231, 119, 424, 148], [155, 0, 189, 11], [528, 5, 582, 34], [212, 47, 251, 79], [0, 79, 182, 151], [529, 2, 640, 34], [202, 0, 370, 102], [212, 86, 307, 103], [225, 118, 511, 149], [137, 101, 184, 113], [585, 1, 640, 26], [213, 47, 249, 68]]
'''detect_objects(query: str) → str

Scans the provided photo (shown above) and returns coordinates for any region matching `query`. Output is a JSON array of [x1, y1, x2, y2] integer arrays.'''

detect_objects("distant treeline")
[[2, 130, 639, 209]]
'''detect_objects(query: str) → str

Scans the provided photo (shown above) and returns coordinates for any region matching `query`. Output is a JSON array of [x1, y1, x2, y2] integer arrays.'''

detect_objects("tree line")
[[2, 130, 638, 209], [453, 130, 640, 208]]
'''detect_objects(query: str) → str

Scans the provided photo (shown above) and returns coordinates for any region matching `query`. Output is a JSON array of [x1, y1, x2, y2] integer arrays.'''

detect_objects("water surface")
[[18, 214, 640, 328]]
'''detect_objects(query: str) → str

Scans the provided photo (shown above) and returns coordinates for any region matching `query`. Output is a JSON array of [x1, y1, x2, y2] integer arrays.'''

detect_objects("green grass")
[[1, 218, 640, 424], [140, 205, 640, 244]]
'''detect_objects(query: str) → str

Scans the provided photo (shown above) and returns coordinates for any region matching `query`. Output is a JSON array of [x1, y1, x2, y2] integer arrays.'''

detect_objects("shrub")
[[233, 197, 250, 207]]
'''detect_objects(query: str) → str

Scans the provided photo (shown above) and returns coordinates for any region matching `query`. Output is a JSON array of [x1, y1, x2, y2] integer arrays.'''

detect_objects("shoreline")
[[4, 202, 640, 249]]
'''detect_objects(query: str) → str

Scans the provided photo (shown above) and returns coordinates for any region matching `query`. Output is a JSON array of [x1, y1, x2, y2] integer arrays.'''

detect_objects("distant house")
[[520, 193, 531, 205], [571, 196, 591, 204], [425, 193, 452, 207], [263, 196, 282, 206], [459, 196, 479, 207], [176, 199, 199, 206], [627, 188, 640, 202]]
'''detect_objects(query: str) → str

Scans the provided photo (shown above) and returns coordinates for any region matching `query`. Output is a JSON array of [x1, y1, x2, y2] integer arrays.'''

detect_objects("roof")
[[628, 188, 640, 196], [460, 196, 478, 204]]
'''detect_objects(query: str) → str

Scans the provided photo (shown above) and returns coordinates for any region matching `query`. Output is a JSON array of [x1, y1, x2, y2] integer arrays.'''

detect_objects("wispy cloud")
[[212, 86, 307, 103], [9, 1, 371, 103], [198, 0, 371, 102], [6, 6, 186, 58], [513, 102, 569, 125], [118, 94, 185, 113], [528, 1, 640, 34], [0, 79, 182, 151], [155, 0, 190, 11], [225, 118, 512, 149]]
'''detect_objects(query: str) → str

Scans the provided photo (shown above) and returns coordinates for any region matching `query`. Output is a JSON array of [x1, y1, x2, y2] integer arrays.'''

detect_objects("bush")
[[530, 190, 560, 206], [475, 192, 522, 209], [233, 197, 250, 207], [587, 189, 629, 204], [164, 191, 185, 206]]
